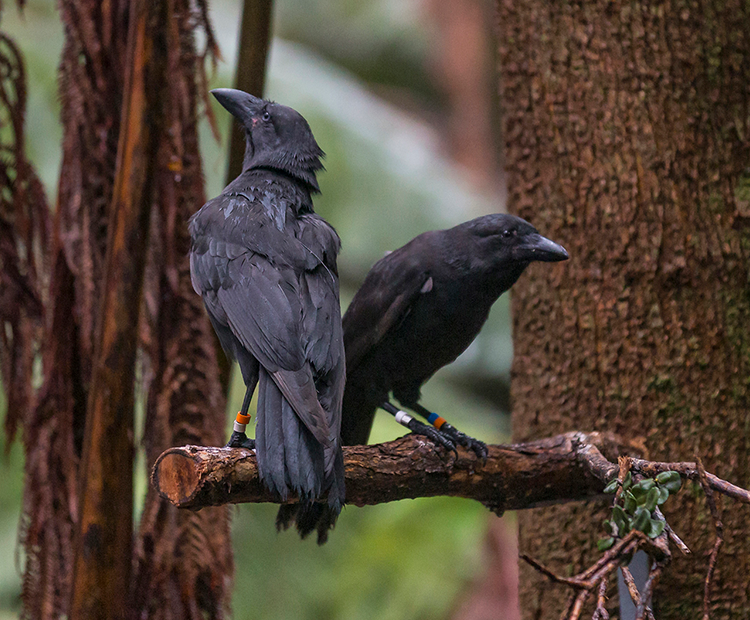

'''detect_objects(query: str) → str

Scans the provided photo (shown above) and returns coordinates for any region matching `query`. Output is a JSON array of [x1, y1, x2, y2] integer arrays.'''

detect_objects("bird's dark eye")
[[502, 229, 516, 239], [262, 111, 271, 121]]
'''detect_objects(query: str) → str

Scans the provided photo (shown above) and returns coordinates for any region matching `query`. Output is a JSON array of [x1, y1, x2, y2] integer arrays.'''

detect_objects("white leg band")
[[394, 410, 413, 427], [233, 420, 248, 433]]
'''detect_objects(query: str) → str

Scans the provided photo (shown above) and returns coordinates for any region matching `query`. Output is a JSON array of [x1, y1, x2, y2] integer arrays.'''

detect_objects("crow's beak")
[[513, 233, 569, 263], [211, 88, 263, 126]]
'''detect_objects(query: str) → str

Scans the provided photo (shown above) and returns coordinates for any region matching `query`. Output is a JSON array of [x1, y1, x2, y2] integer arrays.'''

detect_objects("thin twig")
[[520, 554, 592, 589], [579, 531, 639, 581], [630, 458, 750, 505], [620, 566, 642, 608], [635, 562, 663, 620], [697, 457, 724, 620], [591, 577, 610, 620], [567, 589, 591, 620], [657, 508, 690, 555]]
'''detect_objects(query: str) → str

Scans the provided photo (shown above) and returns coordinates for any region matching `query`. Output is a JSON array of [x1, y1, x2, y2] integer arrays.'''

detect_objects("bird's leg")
[[408, 403, 488, 460], [226, 382, 256, 450], [380, 401, 456, 453]]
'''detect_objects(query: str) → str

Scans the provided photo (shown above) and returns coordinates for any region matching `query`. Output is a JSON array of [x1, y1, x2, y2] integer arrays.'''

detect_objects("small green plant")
[[597, 471, 682, 551]]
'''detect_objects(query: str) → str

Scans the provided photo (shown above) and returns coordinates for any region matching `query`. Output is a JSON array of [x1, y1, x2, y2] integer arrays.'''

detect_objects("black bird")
[[341, 213, 568, 452], [189, 88, 345, 539]]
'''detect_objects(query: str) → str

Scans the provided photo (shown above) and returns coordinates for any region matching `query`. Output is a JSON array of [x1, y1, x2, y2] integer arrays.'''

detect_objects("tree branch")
[[152, 431, 635, 511]]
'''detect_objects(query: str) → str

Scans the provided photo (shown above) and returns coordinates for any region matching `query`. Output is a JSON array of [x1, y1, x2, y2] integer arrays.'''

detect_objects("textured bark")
[[70, 1, 167, 618], [17, 1, 130, 615], [4, 1, 232, 619], [496, 1, 750, 618], [132, 2, 232, 618], [151, 433, 635, 510], [56, 0, 130, 393]]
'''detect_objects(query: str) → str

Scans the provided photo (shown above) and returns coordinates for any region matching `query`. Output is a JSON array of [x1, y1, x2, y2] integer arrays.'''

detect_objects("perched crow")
[[189, 88, 345, 540], [341, 213, 569, 453]]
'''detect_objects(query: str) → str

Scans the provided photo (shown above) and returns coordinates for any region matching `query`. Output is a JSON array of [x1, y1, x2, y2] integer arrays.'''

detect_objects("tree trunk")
[[496, 1, 750, 618], [131, 2, 233, 617], [70, 1, 168, 617]]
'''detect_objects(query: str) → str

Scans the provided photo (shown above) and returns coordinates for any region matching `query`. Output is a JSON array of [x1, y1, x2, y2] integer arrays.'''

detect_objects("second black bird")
[[341, 213, 569, 452]]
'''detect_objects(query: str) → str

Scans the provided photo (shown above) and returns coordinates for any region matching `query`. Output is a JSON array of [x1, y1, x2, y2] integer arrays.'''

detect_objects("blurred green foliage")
[[1, 1, 512, 619]]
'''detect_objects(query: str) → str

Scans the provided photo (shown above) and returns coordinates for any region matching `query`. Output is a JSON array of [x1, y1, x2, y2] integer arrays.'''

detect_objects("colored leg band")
[[394, 410, 413, 427], [234, 412, 251, 433], [428, 413, 447, 430]]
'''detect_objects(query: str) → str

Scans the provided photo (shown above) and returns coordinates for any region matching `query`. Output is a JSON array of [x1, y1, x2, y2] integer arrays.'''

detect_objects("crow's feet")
[[406, 418, 457, 454], [225, 430, 255, 450], [439, 423, 488, 460]]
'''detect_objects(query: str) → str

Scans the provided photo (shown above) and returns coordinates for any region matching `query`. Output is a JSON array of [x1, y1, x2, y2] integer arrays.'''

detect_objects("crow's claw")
[[226, 430, 255, 450], [406, 418, 457, 453], [440, 423, 488, 460]]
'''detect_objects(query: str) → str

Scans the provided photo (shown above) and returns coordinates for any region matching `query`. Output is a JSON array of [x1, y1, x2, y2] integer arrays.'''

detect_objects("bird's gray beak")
[[513, 233, 569, 263], [211, 88, 263, 126]]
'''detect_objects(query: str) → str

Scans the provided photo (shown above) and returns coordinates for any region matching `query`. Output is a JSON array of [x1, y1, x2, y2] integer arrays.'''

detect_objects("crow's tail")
[[255, 367, 326, 502], [275, 431, 346, 544]]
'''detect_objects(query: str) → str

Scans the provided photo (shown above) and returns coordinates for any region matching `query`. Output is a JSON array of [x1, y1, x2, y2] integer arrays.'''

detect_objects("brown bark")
[[6, 2, 233, 619], [20, 4, 131, 613], [132, 3, 233, 618], [70, 1, 168, 618], [496, 1, 750, 617], [151, 433, 636, 510]]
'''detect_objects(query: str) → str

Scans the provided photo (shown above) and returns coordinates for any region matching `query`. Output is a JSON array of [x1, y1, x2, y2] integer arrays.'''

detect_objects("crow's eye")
[[502, 229, 516, 239], [262, 111, 271, 121]]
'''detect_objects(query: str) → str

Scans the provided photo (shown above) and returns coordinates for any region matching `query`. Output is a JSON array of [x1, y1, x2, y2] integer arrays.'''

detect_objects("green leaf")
[[622, 472, 633, 492], [633, 507, 650, 532], [644, 487, 660, 511], [660, 473, 683, 494], [656, 471, 682, 494], [603, 520, 614, 535], [647, 519, 666, 538], [597, 537, 615, 552], [603, 479, 619, 494], [631, 485, 648, 501], [612, 505, 628, 532], [656, 487, 670, 505], [632, 478, 656, 493], [623, 492, 637, 514]]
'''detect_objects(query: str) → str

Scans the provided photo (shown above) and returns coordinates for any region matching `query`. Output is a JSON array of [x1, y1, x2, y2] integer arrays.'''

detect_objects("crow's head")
[[465, 213, 568, 263], [457, 213, 568, 287], [212, 88, 325, 191]]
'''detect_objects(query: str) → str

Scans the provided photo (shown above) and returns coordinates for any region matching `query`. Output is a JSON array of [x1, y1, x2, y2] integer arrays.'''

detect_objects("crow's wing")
[[189, 194, 333, 447], [296, 214, 345, 446], [343, 241, 433, 375]]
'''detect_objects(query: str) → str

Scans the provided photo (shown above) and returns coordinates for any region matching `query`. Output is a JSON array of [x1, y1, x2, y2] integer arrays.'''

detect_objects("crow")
[[340, 213, 569, 454], [189, 88, 345, 540], [277, 214, 568, 540]]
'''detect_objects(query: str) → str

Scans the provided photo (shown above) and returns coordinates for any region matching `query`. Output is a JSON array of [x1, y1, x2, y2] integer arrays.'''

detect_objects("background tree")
[[1, 1, 233, 618], [497, 0, 750, 617]]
